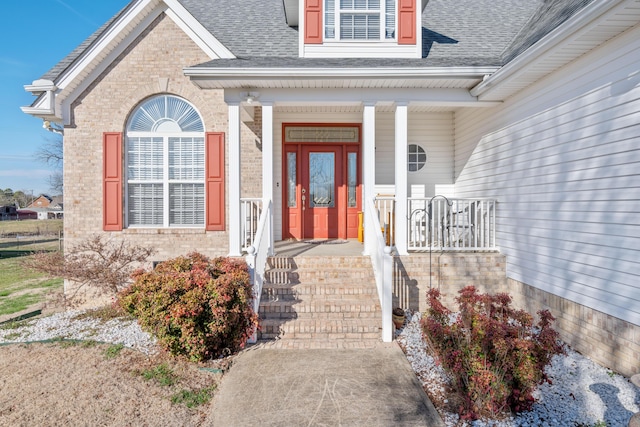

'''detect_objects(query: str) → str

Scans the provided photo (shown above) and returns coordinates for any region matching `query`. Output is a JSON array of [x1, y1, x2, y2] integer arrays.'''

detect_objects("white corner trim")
[[470, 0, 626, 99], [163, 0, 235, 59]]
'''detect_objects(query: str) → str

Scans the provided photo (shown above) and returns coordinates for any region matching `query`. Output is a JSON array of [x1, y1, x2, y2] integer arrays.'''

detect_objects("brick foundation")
[[395, 253, 640, 377]]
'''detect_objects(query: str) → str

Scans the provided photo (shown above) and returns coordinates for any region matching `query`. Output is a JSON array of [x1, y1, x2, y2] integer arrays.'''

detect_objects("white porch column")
[[261, 103, 274, 255], [394, 102, 408, 255], [362, 102, 376, 255], [228, 102, 242, 256]]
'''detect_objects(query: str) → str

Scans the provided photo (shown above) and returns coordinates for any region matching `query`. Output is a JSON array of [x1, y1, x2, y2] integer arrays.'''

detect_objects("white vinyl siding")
[[454, 26, 640, 326], [375, 111, 454, 196]]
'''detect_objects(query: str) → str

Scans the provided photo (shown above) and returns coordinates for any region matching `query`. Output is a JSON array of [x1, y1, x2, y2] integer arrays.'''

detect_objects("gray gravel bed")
[[0, 310, 157, 355], [397, 311, 640, 427]]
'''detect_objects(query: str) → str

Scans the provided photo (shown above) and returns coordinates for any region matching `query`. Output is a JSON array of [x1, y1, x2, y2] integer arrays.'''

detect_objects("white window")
[[126, 95, 205, 228], [325, 0, 396, 41], [408, 144, 427, 172]]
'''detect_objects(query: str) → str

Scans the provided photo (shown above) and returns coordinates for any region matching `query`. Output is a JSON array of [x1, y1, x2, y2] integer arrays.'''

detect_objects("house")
[[26, 194, 64, 219], [22, 0, 639, 375], [27, 195, 53, 209]]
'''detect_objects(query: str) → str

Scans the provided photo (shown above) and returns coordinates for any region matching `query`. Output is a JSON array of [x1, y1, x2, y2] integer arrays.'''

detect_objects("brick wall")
[[395, 253, 640, 376], [394, 253, 508, 312], [64, 13, 261, 265], [505, 278, 640, 378]]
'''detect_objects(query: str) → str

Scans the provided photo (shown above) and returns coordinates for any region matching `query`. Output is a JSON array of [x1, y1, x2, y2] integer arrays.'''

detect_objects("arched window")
[[125, 95, 205, 227]]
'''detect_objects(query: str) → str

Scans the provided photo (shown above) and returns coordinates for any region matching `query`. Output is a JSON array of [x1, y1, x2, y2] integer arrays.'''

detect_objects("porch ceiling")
[[274, 105, 456, 113], [187, 77, 483, 90]]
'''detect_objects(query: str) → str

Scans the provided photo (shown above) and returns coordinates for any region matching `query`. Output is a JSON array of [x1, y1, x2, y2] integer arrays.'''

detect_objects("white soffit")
[[188, 76, 483, 90], [472, 0, 640, 101]]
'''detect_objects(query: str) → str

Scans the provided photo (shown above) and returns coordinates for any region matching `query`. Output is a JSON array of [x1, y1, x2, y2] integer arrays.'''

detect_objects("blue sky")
[[1, 0, 129, 196]]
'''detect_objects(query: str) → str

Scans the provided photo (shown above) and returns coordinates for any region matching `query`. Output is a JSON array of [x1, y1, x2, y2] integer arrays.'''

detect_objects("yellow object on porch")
[[358, 211, 364, 242]]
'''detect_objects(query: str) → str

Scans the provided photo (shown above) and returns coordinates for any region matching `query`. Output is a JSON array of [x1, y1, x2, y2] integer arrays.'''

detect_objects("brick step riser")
[[258, 332, 381, 341], [265, 271, 374, 285], [259, 312, 381, 321], [260, 287, 378, 302], [259, 323, 381, 335], [260, 301, 380, 312], [267, 258, 372, 270]]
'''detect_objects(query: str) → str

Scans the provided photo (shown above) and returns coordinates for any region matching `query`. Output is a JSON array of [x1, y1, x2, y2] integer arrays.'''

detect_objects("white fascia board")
[[224, 87, 501, 107], [470, 0, 626, 100], [38, 0, 235, 124], [163, 0, 235, 59], [185, 66, 498, 80], [55, 0, 166, 125], [283, 0, 298, 26]]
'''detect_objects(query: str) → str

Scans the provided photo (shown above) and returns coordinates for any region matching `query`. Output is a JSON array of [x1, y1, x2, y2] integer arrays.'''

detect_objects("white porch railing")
[[244, 200, 272, 343], [408, 197, 497, 251], [241, 198, 262, 248], [374, 196, 395, 246], [365, 197, 393, 343]]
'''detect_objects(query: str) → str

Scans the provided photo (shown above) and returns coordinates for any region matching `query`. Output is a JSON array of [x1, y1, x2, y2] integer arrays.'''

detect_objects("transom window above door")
[[125, 95, 205, 228], [325, 0, 396, 40]]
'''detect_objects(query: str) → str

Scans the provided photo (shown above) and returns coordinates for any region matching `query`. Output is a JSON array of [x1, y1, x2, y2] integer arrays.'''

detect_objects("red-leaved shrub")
[[422, 286, 564, 420], [118, 252, 258, 361]]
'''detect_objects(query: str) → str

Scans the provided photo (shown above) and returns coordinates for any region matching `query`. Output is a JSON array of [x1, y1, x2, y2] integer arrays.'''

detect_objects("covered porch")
[[185, 72, 502, 342]]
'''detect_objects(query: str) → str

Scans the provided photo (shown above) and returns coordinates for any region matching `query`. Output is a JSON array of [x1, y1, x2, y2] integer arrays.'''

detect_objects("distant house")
[[26, 195, 63, 220], [20, 0, 640, 375]]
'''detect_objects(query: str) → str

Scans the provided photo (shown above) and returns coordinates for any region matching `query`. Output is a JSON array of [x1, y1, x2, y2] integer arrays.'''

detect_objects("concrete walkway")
[[208, 343, 444, 426]]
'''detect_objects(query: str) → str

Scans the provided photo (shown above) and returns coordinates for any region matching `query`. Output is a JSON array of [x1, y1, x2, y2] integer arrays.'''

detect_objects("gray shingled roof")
[[40, 3, 133, 82], [38, 0, 597, 82], [501, 0, 596, 63]]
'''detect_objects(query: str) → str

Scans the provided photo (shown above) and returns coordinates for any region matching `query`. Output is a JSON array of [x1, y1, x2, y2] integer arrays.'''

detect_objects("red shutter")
[[205, 132, 225, 231], [103, 132, 123, 231], [305, 0, 323, 44], [398, 0, 416, 45]]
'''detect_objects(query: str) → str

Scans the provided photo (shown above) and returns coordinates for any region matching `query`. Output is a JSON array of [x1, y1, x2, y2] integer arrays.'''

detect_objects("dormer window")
[[324, 0, 396, 41]]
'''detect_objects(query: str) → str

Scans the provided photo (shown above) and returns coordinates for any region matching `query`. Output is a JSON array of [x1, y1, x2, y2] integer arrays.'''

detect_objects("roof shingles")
[[37, 0, 597, 81]]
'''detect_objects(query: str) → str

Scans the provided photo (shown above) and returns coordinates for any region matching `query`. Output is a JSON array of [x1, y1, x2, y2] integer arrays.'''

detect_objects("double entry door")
[[283, 125, 361, 240]]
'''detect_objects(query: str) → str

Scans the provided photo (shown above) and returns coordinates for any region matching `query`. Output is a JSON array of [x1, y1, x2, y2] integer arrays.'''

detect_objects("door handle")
[[301, 187, 306, 210]]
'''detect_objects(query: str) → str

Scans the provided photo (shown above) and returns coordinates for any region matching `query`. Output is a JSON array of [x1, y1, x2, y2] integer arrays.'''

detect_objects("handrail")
[[374, 196, 395, 246], [241, 198, 263, 249], [407, 197, 497, 251], [365, 197, 393, 342], [244, 199, 272, 343]]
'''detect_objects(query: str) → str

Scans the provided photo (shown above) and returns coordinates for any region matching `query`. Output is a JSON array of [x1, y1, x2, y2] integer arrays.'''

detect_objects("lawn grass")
[[0, 219, 63, 236], [0, 255, 63, 317], [0, 219, 63, 251]]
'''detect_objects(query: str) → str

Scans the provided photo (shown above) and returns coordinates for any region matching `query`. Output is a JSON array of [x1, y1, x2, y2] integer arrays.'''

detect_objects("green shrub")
[[422, 286, 564, 420], [118, 252, 258, 361]]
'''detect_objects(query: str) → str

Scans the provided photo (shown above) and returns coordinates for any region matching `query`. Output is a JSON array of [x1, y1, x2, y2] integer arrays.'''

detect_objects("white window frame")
[[125, 95, 205, 229], [325, 0, 397, 42]]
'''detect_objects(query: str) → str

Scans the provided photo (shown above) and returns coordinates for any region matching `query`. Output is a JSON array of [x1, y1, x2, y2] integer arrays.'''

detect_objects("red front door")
[[284, 141, 361, 240], [302, 145, 341, 239]]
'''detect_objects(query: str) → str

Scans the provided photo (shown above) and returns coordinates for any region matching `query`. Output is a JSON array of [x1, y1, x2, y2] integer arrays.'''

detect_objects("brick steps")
[[257, 255, 381, 346]]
